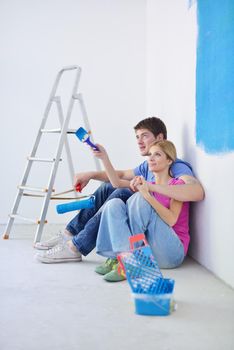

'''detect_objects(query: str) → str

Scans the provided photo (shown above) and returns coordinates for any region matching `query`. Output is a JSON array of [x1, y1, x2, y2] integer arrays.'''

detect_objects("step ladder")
[[3, 65, 101, 243]]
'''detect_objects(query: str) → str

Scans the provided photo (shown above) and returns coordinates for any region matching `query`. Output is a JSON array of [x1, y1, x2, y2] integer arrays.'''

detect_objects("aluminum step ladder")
[[3, 65, 100, 243]]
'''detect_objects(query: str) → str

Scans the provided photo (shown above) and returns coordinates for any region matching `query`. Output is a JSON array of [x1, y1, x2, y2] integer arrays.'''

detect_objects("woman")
[[94, 140, 190, 282]]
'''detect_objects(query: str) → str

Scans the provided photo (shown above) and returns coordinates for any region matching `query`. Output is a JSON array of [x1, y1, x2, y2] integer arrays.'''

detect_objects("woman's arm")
[[93, 144, 130, 188], [137, 178, 183, 226]]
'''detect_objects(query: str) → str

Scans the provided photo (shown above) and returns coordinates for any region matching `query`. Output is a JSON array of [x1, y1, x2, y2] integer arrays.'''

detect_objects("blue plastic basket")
[[132, 278, 175, 316], [118, 234, 175, 316]]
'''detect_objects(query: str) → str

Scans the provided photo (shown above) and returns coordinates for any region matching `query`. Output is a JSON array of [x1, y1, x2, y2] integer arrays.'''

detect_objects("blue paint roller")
[[56, 195, 95, 214], [75, 127, 99, 151]]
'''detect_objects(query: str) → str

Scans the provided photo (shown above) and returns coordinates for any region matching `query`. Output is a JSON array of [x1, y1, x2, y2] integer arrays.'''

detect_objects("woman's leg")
[[96, 198, 132, 258], [127, 193, 185, 268]]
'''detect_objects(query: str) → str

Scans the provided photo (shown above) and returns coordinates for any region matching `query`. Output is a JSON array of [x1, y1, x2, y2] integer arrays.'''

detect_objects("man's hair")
[[134, 117, 167, 139]]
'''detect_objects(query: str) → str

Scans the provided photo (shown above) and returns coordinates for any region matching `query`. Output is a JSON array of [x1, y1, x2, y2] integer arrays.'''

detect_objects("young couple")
[[35, 117, 204, 282]]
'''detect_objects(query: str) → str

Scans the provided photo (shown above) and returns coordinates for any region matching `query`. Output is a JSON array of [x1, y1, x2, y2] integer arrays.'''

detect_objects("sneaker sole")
[[36, 256, 82, 263], [104, 277, 126, 282], [95, 268, 112, 275], [34, 244, 51, 250]]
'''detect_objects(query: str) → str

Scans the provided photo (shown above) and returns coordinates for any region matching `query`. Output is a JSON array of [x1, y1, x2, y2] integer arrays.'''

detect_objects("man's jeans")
[[66, 182, 133, 256], [96, 193, 185, 268]]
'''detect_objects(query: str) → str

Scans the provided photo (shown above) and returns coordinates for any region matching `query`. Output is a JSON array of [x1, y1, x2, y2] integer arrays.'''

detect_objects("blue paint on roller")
[[56, 196, 95, 214]]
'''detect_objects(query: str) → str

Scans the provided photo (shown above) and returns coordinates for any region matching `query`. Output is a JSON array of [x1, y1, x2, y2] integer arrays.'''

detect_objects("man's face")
[[135, 128, 162, 156]]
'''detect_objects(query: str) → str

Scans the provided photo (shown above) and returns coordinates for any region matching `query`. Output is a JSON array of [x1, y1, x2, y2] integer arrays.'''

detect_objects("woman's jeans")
[[66, 182, 133, 255], [96, 192, 185, 269]]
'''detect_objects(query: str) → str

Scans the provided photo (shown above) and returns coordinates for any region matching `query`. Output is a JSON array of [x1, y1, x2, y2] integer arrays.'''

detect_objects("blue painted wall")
[[196, 0, 234, 154]]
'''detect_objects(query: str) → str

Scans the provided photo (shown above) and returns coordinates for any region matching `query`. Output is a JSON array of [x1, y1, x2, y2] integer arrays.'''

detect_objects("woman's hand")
[[137, 177, 151, 198], [130, 176, 143, 192]]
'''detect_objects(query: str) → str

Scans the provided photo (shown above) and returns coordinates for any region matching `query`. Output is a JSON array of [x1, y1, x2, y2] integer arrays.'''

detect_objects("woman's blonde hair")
[[149, 140, 177, 162]]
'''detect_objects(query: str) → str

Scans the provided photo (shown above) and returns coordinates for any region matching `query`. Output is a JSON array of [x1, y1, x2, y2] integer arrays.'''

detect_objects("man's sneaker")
[[35, 242, 82, 263], [103, 263, 126, 282], [34, 232, 65, 250], [95, 258, 118, 275]]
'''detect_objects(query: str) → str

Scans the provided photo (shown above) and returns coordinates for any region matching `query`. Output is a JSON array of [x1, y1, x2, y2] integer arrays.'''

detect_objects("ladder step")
[[41, 128, 76, 134], [18, 186, 55, 193], [27, 157, 62, 163], [9, 214, 48, 224]]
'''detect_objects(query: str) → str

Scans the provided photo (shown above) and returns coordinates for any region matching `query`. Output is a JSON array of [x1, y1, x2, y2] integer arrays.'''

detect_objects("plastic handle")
[[129, 233, 148, 250], [76, 184, 81, 192], [56, 196, 95, 214], [85, 138, 99, 151]]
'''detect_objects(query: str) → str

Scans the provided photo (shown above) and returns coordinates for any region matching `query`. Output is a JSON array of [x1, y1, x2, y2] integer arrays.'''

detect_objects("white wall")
[[146, 0, 234, 288], [0, 0, 146, 224]]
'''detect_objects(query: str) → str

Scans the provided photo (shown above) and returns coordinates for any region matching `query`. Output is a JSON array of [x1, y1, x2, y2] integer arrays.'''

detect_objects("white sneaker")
[[34, 232, 65, 250], [36, 242, 82, 263]]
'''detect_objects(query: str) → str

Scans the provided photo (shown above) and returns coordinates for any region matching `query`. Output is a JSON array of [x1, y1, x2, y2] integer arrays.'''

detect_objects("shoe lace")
[[44, 231, 63, 244], [54, 231, 64, 240], [106, 258, 118, 268], [46, 242, 65, 256]]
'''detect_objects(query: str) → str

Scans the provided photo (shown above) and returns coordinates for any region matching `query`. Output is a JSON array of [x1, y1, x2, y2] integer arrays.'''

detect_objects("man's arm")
[[148, 175, 205, 202], [91, 144, 135, 188], [74, 169, 134, 190]]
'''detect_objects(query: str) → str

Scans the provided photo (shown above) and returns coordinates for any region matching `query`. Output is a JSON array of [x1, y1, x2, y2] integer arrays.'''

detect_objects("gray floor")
[[0, 225, 234, 350]]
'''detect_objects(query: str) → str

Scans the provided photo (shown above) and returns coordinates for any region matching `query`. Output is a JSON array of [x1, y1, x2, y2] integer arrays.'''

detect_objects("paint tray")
[[118, 234, 175, 316]]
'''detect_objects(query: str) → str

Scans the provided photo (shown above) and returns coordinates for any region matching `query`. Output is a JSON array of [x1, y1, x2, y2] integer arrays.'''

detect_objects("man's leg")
[[36, 186, 133, 262], [66, 182, 116, 235], [35, 182, 116, 250], [72, 187, 133, 255]]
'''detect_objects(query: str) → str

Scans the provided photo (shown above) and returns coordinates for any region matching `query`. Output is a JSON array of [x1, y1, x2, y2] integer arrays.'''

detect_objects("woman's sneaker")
[[34, 232, 66, 250], [103, 263, 126, 282], [95, 258, 118, 275]]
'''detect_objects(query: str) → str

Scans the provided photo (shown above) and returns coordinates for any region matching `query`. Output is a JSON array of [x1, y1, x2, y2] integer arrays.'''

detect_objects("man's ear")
[[157, 133, 164, 141]]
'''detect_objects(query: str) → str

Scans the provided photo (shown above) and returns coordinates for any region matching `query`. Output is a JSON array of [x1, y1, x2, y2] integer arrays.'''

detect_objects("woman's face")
[[147, 145, 172, 173]]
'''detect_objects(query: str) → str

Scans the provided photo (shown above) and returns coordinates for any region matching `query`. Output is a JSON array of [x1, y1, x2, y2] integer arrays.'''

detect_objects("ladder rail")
[[55, 97, 77, 192], [76, 93, 101, 172], [34, 67, 82, 243]]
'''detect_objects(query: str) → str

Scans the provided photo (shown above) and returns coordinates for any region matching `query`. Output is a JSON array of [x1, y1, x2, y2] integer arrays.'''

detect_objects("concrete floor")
[[0, 225, 234, 350]]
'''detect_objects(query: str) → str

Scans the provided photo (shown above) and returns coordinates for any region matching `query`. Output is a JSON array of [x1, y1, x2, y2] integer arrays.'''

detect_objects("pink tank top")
[[152, 178, 190, 255]]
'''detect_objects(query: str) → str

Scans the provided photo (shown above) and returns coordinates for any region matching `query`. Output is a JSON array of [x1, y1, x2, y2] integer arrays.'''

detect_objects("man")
[[35, 117, 204, 263]]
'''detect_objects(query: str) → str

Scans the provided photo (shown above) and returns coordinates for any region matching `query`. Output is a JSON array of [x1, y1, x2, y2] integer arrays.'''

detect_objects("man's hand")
[[73, 172, 92, 191], [130, 176, 143, 192], [92, 144, 109, 161]]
